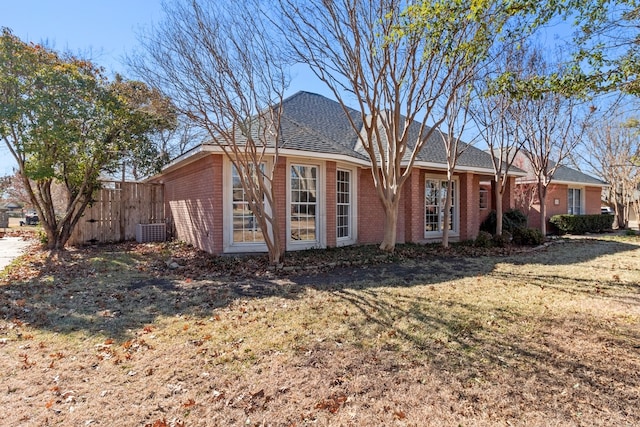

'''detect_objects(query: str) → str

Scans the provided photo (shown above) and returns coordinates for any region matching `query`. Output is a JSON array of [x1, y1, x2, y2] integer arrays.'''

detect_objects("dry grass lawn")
[[1, 237, 639, 426]]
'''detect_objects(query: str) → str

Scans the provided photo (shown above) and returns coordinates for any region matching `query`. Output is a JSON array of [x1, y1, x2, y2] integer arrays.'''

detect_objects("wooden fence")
[[68, 181, 165, 246]]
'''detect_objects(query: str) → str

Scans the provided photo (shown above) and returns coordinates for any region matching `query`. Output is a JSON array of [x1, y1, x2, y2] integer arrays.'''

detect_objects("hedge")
[[549, 214, 614, 235], [480, 209, 528, 235]]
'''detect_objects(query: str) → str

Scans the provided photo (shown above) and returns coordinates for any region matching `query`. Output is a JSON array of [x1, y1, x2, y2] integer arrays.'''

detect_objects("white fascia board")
[[278, 148, 370, 167], [157, 144, 223, 177], [516, 177, 609, 187], [152, 143, 525, 180], [411, 161, 527, 177]]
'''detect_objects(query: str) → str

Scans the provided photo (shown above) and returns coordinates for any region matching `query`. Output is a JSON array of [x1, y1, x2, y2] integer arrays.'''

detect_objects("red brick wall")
[[163, 154, 222, 254], [403, 169, 424, 243], [160, 155, 521, 252], [358, 168, 385, 244], [459, 173, 479, 240], [524, 183, 568, 231], [526, 183, 603, 231], [357, 168, 405, 244], [585, 186, 602, 214], [503, 176, 516, 209], [545, 183, 569, 220]]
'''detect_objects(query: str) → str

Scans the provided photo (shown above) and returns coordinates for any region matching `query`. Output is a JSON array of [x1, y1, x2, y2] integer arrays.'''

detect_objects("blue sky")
[[0, 1, 329, 176], [1, 2, 576, 178], [1, 1, 163, 174]]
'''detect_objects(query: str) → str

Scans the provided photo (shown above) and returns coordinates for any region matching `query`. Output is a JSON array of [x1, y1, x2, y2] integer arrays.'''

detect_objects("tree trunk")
[[266, 217, 285, 265], [538, 183, 548, 236], [614, 199, 627, 229], [442, 180, 453, 248], [494, 181, 503, 236], [379, 202, 399, 252]]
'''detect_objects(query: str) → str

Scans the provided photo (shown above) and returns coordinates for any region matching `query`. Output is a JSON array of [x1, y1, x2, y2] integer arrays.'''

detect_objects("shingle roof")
[[280, 91, 498, 170], [552, 164, 608, 186], [513, 152, 607, 187]]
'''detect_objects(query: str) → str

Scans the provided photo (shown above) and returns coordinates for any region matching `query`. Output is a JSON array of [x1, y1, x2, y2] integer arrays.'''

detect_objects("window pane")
[[232, 165, 265, 243], [336, 170, 351, 240], [425, 178, 456, 235], [291, 165, 318, 242]]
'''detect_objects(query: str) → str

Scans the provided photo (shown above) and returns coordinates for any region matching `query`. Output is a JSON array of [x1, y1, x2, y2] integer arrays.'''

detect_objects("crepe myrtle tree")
[[470, 42, 529, 237], [131, 0, 290, 264], [277, 0, 555, 252], [0, 28, 174, 249], [504, 46, 594, 236]]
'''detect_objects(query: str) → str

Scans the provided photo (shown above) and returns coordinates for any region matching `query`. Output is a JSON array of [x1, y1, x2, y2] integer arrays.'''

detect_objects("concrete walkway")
[[0, 236, 33, 271]]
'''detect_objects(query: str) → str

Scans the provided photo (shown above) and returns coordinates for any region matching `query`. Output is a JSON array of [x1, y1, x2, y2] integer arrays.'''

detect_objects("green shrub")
[[37, 227, 48, 245], [492, 231, 512, 247], [549, 214, 614, 235], [474, 231, 493, 248], [625, 229, 637, 236], [512, 227, 544, 246], [480, 209, 528, 235]]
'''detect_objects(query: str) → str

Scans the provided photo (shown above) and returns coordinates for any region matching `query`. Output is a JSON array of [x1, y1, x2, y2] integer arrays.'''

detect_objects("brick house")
[[151, 91, 523, 255], [512, 151, 608, 231]]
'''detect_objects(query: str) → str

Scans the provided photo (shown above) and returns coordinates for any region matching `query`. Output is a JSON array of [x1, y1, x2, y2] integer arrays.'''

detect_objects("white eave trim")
[[278, 148, 370, 166], [412, 160, 527, 177], [147, 143, 527, 181], [516, 177, 609, 187]]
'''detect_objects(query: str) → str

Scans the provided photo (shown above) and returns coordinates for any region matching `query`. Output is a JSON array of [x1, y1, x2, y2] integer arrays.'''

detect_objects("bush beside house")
[[550, 214, 614, 234]]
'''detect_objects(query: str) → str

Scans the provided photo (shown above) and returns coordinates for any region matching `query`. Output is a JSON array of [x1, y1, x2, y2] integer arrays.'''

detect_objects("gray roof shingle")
[[280, 91, 498, 170], [552, 164, 608, 186]]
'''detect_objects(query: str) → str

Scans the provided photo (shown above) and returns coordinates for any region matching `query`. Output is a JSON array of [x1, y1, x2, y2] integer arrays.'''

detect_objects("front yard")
[[1, 237, 639, 426]]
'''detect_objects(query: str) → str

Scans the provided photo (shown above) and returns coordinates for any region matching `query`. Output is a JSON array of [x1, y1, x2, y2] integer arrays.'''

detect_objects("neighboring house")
[[150, 91, 524, 255], [512, 152, 608, 231], [1, 201, 22, 213]]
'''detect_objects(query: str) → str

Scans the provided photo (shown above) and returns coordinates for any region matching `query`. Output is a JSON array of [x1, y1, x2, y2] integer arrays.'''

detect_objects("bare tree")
[[131, 0, 290, 263], [470, 45, 527, 236], [277, 0, 513, 251], [438, 81, 477, 248], [579, 113, 640, 228], [511, 48, 593, 236]]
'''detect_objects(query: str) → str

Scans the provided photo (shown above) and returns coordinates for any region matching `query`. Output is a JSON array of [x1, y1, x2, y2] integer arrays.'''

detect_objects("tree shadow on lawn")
[[0, 237, 638, 343], [1, 237, 639, 420], [330, 285, 640, 419]]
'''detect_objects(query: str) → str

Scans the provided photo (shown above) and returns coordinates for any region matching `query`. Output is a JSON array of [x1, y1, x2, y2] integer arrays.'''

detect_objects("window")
[[290, 165, 317, 241], [479, 188, 488, 210], [231, 164, 265, 244], [568, 188, 582, 215], [336, 169, 351, 240], [425, 178, 457, 235]]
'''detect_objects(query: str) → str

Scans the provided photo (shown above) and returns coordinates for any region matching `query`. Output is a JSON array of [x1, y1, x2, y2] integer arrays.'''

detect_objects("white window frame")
[[287, 161, 325, 250], [336, 166, 357, 246], [568, 187, 583, 215], [424, 175, 459, 238], [222, 158, 271, 253]]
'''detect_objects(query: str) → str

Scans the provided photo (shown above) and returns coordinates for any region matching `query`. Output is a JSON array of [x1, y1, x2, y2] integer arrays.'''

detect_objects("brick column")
[[211, 155, 224, 254], [458, 173, 478, 240], [404, 169, 423, 243]]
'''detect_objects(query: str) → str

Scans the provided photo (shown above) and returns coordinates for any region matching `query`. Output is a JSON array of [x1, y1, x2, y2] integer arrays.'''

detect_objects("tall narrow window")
[[290, 165, 317, 241], [568, 188, 582, 215], [232, 165, 265, 243], [425, 179, 456, 235], [336, 169, 351, 239], [479, 188, 488, 210]]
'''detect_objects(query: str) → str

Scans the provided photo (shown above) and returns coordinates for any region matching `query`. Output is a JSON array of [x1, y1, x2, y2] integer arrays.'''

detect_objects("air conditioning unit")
[[136, 223, 166, 243]]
